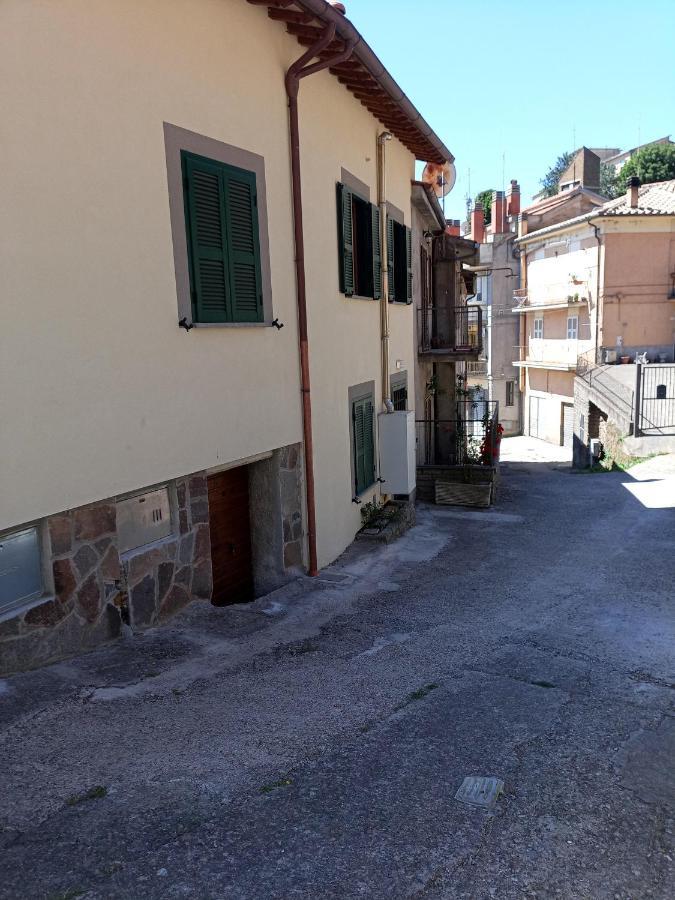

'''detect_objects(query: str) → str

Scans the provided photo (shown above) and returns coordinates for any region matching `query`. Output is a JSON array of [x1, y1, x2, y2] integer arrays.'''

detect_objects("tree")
[[539, 151, 574, 198], [618, 144, 675, 186], [474, 189, 494, 225], [600, 163, 621, 200]]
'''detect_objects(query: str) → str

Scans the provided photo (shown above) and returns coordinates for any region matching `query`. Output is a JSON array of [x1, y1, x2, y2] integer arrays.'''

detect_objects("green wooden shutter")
[[371, 204, 382, 299], [386, 216, 395, 301], [224, 168, 263, 322], [406, 226, 413, 304], [353, 396, 375, 494], [183, 152, 229, 323], [336, 183, 354, 296]]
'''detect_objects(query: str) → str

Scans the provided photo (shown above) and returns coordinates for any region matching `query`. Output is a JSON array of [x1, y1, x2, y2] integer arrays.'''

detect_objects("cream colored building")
[[0, 0, 454, 672]]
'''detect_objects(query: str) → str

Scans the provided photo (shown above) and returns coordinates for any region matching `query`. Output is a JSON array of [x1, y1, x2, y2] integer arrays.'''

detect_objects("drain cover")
[[455, 776, 504, 809]]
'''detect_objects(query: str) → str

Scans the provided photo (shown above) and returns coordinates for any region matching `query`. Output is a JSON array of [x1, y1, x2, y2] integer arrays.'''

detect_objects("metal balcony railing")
[[467, 360, 488, 376], [416, 401, 499, 467], [418, 305, 482, 355]]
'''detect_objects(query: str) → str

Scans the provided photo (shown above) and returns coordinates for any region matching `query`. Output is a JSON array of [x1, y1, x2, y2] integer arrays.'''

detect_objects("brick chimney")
[[491, 190, 506, 234], [445, 219, 460, 236], [627, 175, 640, 209], [470, 203, 485, 243], [506, 179, 520, 218]]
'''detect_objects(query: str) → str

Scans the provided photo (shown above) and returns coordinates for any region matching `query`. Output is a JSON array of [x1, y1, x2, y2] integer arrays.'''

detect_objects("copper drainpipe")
[[285, 25, 357, 576]]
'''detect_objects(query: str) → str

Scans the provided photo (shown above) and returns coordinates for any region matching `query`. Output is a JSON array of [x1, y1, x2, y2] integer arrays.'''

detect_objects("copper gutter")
[[286, 24, 356, 576]]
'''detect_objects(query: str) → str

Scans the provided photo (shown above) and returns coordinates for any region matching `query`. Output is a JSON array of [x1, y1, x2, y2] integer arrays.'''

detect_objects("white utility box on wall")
[[377, 411, 416, 495]]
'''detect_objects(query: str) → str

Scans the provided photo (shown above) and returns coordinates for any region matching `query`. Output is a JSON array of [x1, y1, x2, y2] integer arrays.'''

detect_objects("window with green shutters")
[[336, 182, 381, 299], [182, 151, 263, 323], [352, 394, 375, 495], [388, 217, 413, 304]]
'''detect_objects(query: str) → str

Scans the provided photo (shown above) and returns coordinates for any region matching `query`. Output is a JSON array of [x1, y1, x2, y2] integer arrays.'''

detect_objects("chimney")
[[627, 175, 640, 209], [445, 219, 460, 236], [470, 203, 485, 243], [506, 179, 520, 218], [491, 190, 506, 234]]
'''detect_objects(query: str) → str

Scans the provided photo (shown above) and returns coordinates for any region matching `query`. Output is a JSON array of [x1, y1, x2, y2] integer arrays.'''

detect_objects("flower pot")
[[620, 356, 631, 364]]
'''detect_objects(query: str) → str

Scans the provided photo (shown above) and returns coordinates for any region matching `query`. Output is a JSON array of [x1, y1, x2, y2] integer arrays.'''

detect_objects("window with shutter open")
[[336, 182, 379, 299], [388, 217, 413, 303], [182, 151, 263, 323]]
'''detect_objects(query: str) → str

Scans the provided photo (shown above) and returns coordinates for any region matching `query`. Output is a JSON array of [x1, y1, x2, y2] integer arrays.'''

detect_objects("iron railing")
[[416, 400, 499, 467], [418, 305, 482, 355], [467, 360, 488, 376], [639, 364, 675, 434]]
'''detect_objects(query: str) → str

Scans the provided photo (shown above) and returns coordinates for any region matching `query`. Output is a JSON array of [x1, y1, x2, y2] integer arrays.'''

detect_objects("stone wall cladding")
[[278, 443, 304, 570], [0, 472, 212, 676]]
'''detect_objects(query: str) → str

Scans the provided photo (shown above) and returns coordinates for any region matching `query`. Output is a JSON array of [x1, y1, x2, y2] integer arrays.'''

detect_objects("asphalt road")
[[1, 437, 674, 899]]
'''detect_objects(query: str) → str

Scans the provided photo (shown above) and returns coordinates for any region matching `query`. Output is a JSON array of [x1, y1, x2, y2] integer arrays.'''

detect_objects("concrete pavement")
[[1, 437, 673, 899]]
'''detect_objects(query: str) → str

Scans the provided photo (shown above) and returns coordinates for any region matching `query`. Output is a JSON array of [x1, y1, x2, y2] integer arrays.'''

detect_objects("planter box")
[[434, 480, 493, 508]]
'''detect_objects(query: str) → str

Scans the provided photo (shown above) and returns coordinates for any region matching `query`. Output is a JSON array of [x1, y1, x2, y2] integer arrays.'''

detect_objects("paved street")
[[1, 437, 674, 900]]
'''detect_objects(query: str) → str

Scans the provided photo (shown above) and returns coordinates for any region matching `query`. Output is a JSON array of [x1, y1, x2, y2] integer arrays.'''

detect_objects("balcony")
[[513, 338, 592, 371], [416, 401, 499, 467], [467, 360, 488, 376], [512, 288, 528, 307], [418, 305, 482, 360]]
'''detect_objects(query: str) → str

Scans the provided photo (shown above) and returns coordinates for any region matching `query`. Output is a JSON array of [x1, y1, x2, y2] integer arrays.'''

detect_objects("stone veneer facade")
[[0, 472, 212, 675]]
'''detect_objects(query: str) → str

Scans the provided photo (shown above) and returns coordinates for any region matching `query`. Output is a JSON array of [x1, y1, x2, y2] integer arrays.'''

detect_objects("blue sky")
[[347, 0, 675, 221]]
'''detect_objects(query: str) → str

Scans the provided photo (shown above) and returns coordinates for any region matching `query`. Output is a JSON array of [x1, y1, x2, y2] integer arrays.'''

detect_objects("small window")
[[567, 315, 579, 340], [0, 527, 43, 616], [506, 380, 515, 407], [117, 487, 173, 554], [182, 151, 263, 323], [336, 183, 380, 299], [352, 394, 375, 495], [387, 217, 413, 304], [579, 413, 585, 445], [656, 384, 667, 400], [533, 317, 544, 340], [391, 372, 408, 411]]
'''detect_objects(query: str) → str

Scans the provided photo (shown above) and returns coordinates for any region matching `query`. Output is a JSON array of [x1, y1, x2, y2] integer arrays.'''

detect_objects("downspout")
[[589, 219, 602, 364], [285, 25, 357, 577], [377, 131, 394, 413]]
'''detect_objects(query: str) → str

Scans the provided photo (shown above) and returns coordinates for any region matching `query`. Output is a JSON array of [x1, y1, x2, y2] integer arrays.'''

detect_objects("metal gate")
[[529, 396, 541, 439], [562, 403, 574, 448], [639, 365, 675, 434]]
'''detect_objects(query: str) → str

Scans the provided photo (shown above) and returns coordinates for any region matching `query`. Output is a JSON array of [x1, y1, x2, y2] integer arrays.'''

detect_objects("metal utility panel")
[[117, 487, 172, 554], [378, 411, 416, 495], [0, 527, 43, 613]]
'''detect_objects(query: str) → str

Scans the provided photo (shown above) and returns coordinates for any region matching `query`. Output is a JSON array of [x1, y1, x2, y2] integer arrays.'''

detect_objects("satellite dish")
[[422, 160, 456, 197]]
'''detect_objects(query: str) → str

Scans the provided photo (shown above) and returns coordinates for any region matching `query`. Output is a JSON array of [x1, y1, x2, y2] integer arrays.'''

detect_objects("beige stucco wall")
[[525, 369, 574, 444], [0, 0, 417, 569], [600, 223, 675, 351]]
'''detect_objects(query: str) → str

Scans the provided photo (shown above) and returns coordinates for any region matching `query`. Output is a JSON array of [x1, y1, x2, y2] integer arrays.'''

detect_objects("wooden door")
[[207, 467, 254, 606]]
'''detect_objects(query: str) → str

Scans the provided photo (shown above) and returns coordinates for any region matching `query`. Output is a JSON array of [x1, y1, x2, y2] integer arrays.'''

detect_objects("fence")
[[416, 400, 500, 467], [418, 305, 482, 354], [638, 364, 675, 435]]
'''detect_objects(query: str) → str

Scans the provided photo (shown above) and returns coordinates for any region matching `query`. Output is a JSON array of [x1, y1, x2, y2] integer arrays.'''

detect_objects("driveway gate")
[[639, 365, 675, 434]]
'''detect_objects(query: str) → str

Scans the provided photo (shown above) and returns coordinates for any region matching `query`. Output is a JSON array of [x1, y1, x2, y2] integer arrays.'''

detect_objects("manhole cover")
[[455, 776, 504, 809]]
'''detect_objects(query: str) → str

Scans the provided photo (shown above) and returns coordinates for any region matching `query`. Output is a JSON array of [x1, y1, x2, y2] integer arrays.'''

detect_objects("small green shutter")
[[406, 226, 413, 304], [336, 183, 354, 296], [386, 216, 395, 301], [371, 204, 382, 299], [353, 396, 375, 495], [183, 153, 230, 323], [224, 168, 263, 322]]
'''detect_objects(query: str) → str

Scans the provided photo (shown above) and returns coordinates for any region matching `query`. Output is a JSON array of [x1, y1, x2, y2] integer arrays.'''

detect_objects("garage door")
[[562, 403, 574, 448], [207, 466, 254, 606], [529, 396, 541, 439]]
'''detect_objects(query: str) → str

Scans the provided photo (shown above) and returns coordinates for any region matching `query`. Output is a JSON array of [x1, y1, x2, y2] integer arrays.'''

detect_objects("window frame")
[[533, 317, 544, 340], [348, 382, 376, 498], [567, 314, 579, 340], [0, 523, 52, 622], [506, 380, 515, 408], [116, 485, 175, 556], [164, 123, 273, 328], [390, 371, 408, 411]]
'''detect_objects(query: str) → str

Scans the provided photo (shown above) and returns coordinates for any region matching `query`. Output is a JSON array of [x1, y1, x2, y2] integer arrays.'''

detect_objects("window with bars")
[[182, 151, 263, 323], [506, 380, 515, 407], [391, 372, 408, 411]]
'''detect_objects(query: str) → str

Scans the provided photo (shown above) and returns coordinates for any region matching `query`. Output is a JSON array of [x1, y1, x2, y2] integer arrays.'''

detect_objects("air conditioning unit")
[[589, 438, 602, 463], [378, 411, 416, 495], [603, 348, 617, 364]]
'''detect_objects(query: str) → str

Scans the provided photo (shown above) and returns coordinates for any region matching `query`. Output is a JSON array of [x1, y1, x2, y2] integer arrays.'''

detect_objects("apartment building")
[[515, 178, 675, 449], [0, 0, 454, 672]]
